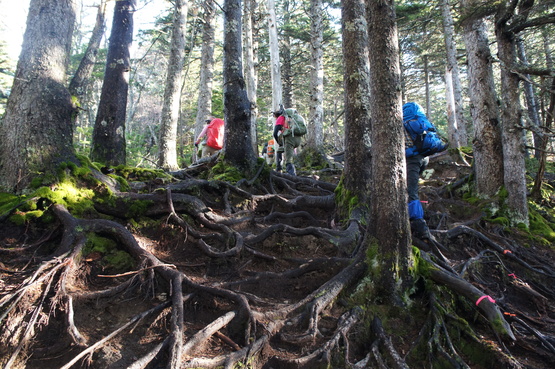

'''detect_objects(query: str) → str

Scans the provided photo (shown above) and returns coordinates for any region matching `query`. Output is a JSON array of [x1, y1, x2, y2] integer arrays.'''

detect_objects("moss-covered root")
[[420, 251, 516, 341]]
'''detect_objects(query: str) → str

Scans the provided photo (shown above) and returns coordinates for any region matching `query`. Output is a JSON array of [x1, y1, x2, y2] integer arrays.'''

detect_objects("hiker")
[[272, 106, 304, 175], [194, 119, 210, 157], [403, 102, 447, 241], [262, 139, 276, 165], [195, 117, 225, 158]]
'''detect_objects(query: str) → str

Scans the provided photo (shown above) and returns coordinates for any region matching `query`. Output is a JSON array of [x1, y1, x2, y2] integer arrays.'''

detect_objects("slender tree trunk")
[[90, 0, 136, 166], [444, 67, 461, 148], [461, 2, 504, 198], [69, 0, 107, 100], [0, 0, 78, 192], [281, 0, 293, 108], [267, 0, 283, 111], [194, 0, 217, 161], [423, 55, 431, 116], [367, 0, 412, 304], [243, 0, 259, 155], [341, 0, 372, 215], [440, 0, 467, 147], [223, 0, 256, 171], [307, 0, 324, 149], [158, 0, 189, 171], [516, 38, 542, 158], [532, 30, 555, 200], [496, 17, 529, 226], [531, 77, 555, 201]]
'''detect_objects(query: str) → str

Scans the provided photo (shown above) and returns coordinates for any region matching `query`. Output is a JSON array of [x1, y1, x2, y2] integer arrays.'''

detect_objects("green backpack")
[[283, 108, 307, 137]]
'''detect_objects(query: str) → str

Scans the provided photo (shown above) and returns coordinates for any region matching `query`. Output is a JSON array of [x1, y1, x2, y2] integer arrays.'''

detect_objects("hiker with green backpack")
[[272, 105, 307, 175]]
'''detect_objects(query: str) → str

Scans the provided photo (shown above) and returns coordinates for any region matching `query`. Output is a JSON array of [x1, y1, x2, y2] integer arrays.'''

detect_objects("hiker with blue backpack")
[[403, 102, 448, 240], [272, 105, 307, 175]]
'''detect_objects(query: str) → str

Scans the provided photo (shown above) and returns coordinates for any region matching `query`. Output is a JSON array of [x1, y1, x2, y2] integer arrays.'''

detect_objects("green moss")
[[528, 204, 555, 242], [114, 165, 172, 183], [9, 210, 44, 225], [209, 161, 244, 183], [110, 174, 131, 192], [104, 250, 136, 271], [126, 199, 154, 218], [34, 181, 95, 217], [0, 193, 21, 216], [30, 176, 45, 189], [487, 216, 510, 226], [83, 233, 135, 272], [334, 177, 363, 220]]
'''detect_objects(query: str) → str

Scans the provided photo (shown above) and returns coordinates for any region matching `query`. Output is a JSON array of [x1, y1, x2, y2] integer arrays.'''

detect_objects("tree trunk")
[[531, 30, 555, 200], [90, 0, 136, 166], [496, 14, 529, 226], [461, 2, 504, 198], [68, 0, 106, 100], [440, 0, 467, 147], [158, 0, 189, 171], [193, 1, 217, 162], [307, 0, 324, 149], [0, 0, 78, 193], [531, 77, 555, 201], [223, 0, 256, 171], [281, 0, 293, 108], [423, 55, 431, 116], [243, 0, 259, 155], [267, 0, 283, 111], [367, 0, 412, 303], [340, 0, 372, 214], [516, 38, 542, 159], [444, 67, 461, 149]]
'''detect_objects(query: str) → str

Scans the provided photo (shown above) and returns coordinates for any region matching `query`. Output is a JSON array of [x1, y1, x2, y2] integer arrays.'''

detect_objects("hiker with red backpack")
[[403, 102, 448, 241], [195, 117, 225, 158]]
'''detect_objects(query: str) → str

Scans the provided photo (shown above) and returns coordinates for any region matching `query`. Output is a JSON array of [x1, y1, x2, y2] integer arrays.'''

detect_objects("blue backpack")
[[403, 102, 448, 157]]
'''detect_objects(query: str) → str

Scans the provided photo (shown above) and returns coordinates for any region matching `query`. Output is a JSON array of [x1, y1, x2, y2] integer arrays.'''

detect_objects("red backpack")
[[206, 118, 224, 149]]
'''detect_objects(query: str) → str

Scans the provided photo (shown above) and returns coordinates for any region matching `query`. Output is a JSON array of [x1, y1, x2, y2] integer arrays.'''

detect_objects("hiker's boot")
[[410, 218, 434, 241], [286, 163, 296, 175]]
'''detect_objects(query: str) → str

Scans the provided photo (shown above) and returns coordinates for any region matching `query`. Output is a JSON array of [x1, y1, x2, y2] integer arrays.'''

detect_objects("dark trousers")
[[406, 155, 428, 202]]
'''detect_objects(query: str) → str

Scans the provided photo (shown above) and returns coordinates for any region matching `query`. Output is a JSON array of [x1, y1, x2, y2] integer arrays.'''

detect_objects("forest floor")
[[0, 152, 554, 369]]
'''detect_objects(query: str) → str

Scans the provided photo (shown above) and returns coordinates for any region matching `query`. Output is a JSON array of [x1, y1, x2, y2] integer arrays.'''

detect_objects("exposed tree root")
[[1, 170, 554, 368]]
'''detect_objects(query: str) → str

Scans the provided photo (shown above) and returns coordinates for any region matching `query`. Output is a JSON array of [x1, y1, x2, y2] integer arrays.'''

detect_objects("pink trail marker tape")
[[475, 295, 496, 306]]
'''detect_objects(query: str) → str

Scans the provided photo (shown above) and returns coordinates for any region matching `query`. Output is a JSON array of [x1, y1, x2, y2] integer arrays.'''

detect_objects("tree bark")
[[281, 5, 294, 109], [243, 0, 259, 155], [440, 0, 467, 148], [90, 0, 136, 166], [340, 0, 372, 212], [0, 0, 78, 192], [267, 0, 283, 111], [444, 67, 461, 148], [69, 0, 106, 101], [461, 1, 504, 198], [307, 0, 324, 149], [223, 0, 256, 171], [158, 0, 189, 171], [367, 0, 412, 302], [495, 5, 529, 227], [516, 38, 542, 159]]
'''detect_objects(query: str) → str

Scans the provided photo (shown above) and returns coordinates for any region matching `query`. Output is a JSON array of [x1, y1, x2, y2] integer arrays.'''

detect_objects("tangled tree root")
[[1, 168, 554, 368]]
